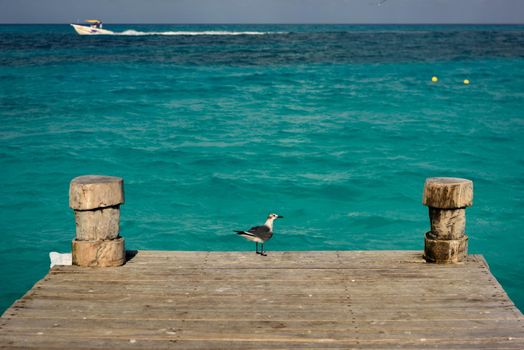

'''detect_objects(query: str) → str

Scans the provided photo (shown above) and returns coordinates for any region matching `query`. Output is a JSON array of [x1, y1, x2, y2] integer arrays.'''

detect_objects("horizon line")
[[1, 22, 524, 25]]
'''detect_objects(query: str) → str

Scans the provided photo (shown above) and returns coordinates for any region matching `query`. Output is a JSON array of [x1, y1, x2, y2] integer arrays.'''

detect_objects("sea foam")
[[115, 30, 284, 36]]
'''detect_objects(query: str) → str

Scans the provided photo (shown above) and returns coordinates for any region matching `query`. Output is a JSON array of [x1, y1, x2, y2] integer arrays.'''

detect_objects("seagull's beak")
[[277, 215, 284, 219]]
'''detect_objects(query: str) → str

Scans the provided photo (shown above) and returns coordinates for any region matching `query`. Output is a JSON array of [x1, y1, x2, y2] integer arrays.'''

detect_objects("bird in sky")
[[234, 213, 284, 256]]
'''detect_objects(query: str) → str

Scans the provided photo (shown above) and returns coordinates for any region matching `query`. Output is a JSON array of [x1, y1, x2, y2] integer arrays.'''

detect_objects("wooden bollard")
[[422, 177, 473, 263], [69, 175, 125, 267]]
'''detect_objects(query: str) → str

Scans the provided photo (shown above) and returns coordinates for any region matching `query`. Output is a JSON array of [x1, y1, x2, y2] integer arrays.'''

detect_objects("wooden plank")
[[8, 292, 517, 309], [0, 334, 523, 350], [2, 326, 523, 344], [18, 290, 514, 305], [2, 316, 521, 332]]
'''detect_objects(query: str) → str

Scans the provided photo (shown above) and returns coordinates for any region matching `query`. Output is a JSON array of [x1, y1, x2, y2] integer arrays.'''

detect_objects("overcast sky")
[[0, 0, 523, 24]]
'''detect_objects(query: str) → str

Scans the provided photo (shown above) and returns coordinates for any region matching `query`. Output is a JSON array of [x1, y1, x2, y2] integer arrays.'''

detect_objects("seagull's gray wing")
[[247, 225, 273, 241]]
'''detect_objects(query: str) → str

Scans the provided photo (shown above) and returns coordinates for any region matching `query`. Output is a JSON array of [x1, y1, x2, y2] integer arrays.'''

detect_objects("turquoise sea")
[[1, 24, 523, 313]]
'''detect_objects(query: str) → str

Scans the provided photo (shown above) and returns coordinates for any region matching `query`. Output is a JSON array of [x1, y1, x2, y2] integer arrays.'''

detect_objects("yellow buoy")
[[463, 79, 470, 85], [431, 76, 438, 82]]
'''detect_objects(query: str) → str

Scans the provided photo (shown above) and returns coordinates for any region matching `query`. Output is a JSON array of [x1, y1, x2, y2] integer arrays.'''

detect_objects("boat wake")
[[114, 30, 285, 36]]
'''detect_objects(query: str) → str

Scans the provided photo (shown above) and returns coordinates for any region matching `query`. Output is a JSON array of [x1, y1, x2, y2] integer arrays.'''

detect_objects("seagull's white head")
[[267, 213, 284, 221]]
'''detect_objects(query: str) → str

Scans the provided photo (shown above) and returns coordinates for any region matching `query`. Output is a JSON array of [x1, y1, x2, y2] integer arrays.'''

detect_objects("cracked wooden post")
[[69, 175, 125, 267], [423, 177, 473, 263]]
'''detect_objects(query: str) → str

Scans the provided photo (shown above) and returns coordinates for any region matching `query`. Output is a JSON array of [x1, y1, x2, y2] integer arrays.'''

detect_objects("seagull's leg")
[[260, 243, 267, 256], [256, 242, 259, 254]]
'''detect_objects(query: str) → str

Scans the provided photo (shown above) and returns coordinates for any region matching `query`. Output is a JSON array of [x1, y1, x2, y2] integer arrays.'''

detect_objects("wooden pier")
[[1, 250, 523, 349]]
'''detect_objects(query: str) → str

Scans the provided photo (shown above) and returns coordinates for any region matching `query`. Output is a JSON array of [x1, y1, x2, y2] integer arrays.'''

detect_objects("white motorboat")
[[70, 20, 114, 35]]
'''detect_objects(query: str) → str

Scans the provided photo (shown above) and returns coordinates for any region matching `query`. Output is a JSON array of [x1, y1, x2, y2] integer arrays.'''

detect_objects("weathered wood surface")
[[69, 175, 125, 267], [74, 207, 120, 241], [71, 237, 126, 267], [423, 178, 472, 263], [422, 177, 473, 209], [428, 207, 466, 240], [424, 233, 468, 264], [69, 175, 124, 211], [1, 251, 523, 349]]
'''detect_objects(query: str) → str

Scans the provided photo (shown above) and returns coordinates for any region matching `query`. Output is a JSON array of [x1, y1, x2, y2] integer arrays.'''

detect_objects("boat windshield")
[[85, 20, 102, 29]]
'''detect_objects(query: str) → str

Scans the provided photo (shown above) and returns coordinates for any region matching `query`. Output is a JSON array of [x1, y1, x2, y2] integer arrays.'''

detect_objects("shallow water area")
[[0, 24, 523, 313]]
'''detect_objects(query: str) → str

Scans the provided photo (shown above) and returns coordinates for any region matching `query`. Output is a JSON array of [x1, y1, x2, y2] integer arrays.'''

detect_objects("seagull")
[[234, 213, 284, 256]]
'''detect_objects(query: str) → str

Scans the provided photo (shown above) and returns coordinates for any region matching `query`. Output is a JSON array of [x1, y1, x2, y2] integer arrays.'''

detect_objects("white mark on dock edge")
[[129, 339, 137, 344], [36, 332, 44, 335]]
